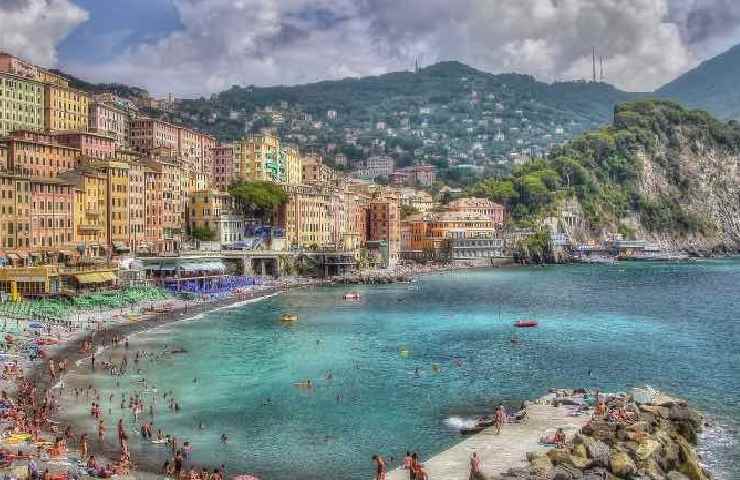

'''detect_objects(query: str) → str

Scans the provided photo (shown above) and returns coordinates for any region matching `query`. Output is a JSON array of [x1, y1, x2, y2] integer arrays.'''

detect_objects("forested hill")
[[171, 61, 640, 141], [471, 100, 740, 253], [656, 43, 740, 120]]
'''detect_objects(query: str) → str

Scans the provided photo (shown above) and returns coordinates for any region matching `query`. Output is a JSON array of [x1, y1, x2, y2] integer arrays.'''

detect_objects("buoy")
[[399, 348, 409, 358], [280, 313, 298, 322]]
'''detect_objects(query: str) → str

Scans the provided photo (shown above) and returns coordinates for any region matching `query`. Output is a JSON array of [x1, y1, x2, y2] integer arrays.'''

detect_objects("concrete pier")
[[387, 394, 591, 480]]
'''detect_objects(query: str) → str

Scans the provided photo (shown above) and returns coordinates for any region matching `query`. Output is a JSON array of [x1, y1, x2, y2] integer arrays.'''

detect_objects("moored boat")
[[343, 292, 360, 300], [460, 425, 485, 435], [514, 320, 538, 328]]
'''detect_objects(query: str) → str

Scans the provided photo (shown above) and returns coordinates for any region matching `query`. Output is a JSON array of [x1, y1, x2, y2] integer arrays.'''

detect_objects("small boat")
[[514, 320, 538, 328], [477, 417, 494, 428], [343, 292, 360, 300], [460, 426, 486, 435], [280, 313, 298, 322]]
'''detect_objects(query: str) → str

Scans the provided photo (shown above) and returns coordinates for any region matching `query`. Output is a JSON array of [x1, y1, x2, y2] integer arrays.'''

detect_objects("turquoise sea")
[[61, 259, 739, 479]]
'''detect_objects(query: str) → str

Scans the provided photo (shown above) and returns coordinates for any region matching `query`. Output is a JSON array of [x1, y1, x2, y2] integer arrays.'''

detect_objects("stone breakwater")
[[506, 396, 709, 480]]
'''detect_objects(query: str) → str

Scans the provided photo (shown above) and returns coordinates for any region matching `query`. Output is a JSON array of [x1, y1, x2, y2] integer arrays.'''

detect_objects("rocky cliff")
[[500, 394, 710, 480]]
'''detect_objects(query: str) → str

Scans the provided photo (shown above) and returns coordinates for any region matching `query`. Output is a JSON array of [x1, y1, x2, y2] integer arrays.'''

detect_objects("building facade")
[[44, 84, 89, 132], [0, 73, 44, 136], [3, 130, 80, 178], [53, 131, 116, 160], [88, 101, 131, 149]]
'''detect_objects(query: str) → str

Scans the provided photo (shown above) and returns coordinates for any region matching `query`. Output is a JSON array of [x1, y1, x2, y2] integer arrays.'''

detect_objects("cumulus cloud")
[[0, 0, 88, 66], [47, 0, 740, 95]]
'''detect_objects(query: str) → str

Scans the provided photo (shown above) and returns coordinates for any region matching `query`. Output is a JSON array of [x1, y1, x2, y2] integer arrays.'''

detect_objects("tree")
[[228, 181, 288, 221], [191, 226, 216, 241], [400, 205, 420, 219]]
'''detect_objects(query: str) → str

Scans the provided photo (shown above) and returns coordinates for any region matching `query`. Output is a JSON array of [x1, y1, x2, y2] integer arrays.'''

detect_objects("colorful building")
[[302, 153, 336, 185], [53, 131, 116, 160], [58, 167, 108, 257], [143, 164, 164, 252], [3, 130, 80, 178], [29, 177, 75, 255], [445, 197, 505, 226], [88, 100, 131, 149], [0, 172, 31, 252], [237, 134, 304, 185], [188, 191, 244, 244], [367, 189, 401, 266], [130, 118, 179, 154], [0, 72, 44, 136], [212, 143, 234, 191], [44, 84, 89, 132]]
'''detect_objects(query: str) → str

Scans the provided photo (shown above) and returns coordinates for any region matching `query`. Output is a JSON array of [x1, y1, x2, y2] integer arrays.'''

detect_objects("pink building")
[[130, 118, 179, 153], [88, 101, 131, 149], [53, 131, 116, 160], [445, 197, 506, 226], [212, 144, 234, 191]]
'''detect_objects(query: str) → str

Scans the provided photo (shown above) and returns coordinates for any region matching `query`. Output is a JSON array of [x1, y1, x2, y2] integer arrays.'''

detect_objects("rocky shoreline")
[[502, 392, 710, 480]]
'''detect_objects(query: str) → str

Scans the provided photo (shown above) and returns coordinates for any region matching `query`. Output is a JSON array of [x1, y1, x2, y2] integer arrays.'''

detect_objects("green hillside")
[[472, 99, 740, 245], [656, 44, 740, 120]]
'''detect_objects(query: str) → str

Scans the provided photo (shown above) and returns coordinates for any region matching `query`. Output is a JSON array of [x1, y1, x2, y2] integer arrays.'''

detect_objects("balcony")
[[77, 224, 103, 234]]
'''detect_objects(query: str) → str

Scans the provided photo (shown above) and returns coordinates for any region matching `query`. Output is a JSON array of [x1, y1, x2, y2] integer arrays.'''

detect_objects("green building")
[[0, 73, 44, 136]]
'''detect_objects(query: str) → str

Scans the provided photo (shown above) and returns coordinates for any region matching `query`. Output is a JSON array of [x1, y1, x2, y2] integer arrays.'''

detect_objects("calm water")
[[62, 259, 740, 479]]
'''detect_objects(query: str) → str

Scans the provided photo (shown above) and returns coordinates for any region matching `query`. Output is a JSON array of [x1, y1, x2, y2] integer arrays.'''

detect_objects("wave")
[[443, 416, 478, 430]]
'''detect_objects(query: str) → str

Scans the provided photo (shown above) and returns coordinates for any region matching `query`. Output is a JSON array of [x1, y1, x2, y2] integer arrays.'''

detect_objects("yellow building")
[[0, 265, 61, 299], [0, 73, 44, 136], [0, 143, 7, 170], [236, 134, 302, 185], [284, 145, 303, 185], [279, 184, 332, 248], [44, 84, 89, 132], [0, 172, 31, 252], [188, 190, 244, 244], [58, 167, 108, 257]]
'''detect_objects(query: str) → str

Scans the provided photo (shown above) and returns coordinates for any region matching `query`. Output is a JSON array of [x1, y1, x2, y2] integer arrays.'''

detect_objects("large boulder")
[[610, 450, 637, 477], [527, 452, 553, 477], [552, 464, 584, 480], [636, 439, 662, 462], [666, 472, 690, 480], [582, 437, 611, 468], [583, 467, 617, 480]]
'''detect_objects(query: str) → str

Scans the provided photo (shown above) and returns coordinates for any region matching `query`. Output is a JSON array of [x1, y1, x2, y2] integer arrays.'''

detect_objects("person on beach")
[[494, 405, 506, 434], [372, 455, 387, 480], [469, 452, 483, 480], [403, 451, 412, 470]]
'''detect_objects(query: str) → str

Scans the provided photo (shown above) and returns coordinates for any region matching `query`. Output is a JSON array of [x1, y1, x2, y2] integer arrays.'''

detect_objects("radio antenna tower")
[[592, 47, 597, 82], [599, 56, 605, 81]]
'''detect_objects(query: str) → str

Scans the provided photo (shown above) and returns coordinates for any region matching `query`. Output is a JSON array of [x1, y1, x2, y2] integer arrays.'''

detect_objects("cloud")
[[0, 0, 88, 66], [52, 0, 740, 95]]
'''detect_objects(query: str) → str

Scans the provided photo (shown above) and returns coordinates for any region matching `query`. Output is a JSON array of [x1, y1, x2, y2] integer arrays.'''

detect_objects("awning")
[[178, 260, 226, 272], [75, 271, 118, 285], [113, 242, 130, 253]]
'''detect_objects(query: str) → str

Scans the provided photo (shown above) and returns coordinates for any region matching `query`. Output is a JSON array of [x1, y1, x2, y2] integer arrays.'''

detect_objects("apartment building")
[[0, 73, 44, 136]]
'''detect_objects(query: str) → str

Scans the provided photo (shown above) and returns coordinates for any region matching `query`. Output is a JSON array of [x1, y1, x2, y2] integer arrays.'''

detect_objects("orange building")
[[3, 130, 80, 178], [367, 189, 401, 266], [143, 164, 164, 252], [0, 172, 31, 252]]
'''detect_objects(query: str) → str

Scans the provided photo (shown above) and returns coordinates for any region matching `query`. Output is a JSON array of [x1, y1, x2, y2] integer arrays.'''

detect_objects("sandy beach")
[[0, 283, 286, 480]]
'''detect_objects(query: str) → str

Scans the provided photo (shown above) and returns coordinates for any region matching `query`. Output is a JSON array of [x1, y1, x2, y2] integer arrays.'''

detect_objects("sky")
[[2, 0, 740, 97]]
